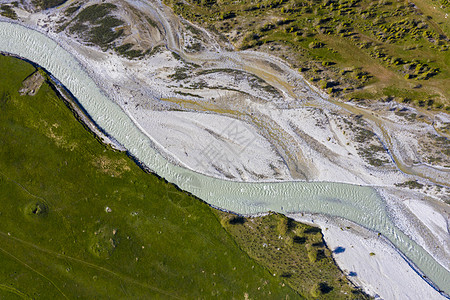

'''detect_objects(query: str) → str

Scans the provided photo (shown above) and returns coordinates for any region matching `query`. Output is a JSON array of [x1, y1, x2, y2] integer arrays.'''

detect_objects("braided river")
[[0, 21, 448, 295]]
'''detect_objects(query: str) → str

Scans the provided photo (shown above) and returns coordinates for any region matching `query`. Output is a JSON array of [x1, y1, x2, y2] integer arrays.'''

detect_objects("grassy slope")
[[217, 212, 370, 300], [0, 55, 300, 299], [164, 0, 450, 109], [0, 55, 369, 299]]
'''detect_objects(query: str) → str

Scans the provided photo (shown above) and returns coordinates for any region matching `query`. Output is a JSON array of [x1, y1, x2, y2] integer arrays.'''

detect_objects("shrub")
[[259, 23, 275, 32], [219, 11, 235, 20], [32, 0, 67, 9], [395, 180, 423, 189], [65, 4, 81, 15], [76, 3, 117, 23], [0, 5, 17, 19], [308, 41, 325, 48], [229, 216, 246, 225], [310, 283, 321, 297]]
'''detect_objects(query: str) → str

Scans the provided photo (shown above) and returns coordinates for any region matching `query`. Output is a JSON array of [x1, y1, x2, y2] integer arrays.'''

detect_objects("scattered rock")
[[19, 71, 45, 96]]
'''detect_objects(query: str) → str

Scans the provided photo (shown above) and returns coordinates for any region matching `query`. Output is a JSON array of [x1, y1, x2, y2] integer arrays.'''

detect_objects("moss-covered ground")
[[217, 212, 370, 299], [164, 0, 450, 110], [0, 54, 367, 299]]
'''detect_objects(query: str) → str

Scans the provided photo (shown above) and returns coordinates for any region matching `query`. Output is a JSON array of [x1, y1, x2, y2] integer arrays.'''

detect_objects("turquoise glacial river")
[[0, 21, 448, 295]]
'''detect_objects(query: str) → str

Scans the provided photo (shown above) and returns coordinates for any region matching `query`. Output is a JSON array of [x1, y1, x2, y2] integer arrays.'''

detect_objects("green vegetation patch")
[[217, 212, 370, 299], [115, 43, 144, 59], [395, 180, 424, 189], [66, 3, 124, 50], [32, 0, 67, 10], [61, 2, 151, 59], [0, 4, 18, 20], [64, 3, 81, 16]]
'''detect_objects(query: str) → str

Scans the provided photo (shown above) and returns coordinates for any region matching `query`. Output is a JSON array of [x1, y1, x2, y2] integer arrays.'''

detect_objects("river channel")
[[0, 21, 448, 295]]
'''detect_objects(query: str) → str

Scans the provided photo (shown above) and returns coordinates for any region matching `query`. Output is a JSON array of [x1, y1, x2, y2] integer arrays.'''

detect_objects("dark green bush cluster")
[[75, 3, 117, 22], [259, 23, 276, 32], [218, 11, 235, 20], [169, 67, 190, 80], [68, 4, 124, 50], [439, 0, 449, 7], [395, 180, 424, 189], [402, 61, 440, 80], [376, 19, 441, 44], [308, 41, 325, 48], [192, 0, 216, 7], [64, 4, 81, 16], [0, 4, 18, 19], [32, 0, 67, 10], [115, 43, 144, 59]]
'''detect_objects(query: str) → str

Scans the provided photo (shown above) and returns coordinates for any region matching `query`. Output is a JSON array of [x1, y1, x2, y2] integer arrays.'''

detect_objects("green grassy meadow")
[[0, 54, 366, 299]]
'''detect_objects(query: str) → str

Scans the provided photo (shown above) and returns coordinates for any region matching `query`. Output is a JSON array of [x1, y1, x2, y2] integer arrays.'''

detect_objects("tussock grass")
[[165, 0, 450, 109]]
